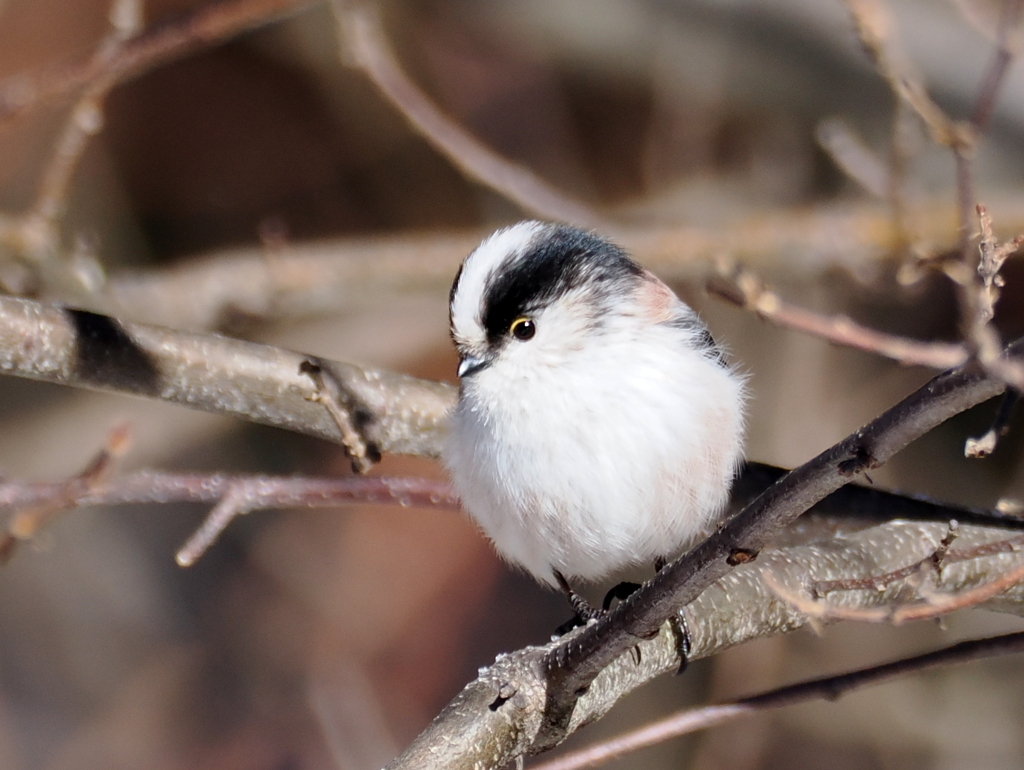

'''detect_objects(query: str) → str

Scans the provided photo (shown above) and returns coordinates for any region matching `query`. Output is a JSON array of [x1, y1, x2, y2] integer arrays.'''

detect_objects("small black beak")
[[457, 354, 490, 378]]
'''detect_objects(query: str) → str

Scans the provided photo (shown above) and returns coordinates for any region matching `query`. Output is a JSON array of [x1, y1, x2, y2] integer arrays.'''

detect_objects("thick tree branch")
[[532, 630, 1024, 770], [387, 518, 1024, 769], [0, 294, 455, 457]]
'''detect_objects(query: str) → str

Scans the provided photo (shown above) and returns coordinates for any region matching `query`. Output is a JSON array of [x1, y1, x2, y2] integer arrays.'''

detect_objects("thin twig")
[[767, 553, 1024, 625], [706, 268, 969, 370], [332, 1, 604, 229], [300, 358, 381, 474], [34, 0, 143, 225], [0, 0, 144, 294], [815, 117, 890, 198], [814, 520, 963, 596], [948, 2, 1023, 381], [0, 471, 458, 512], [0, 468, 458, 567], [845, 0, 1024, 392], [0, 423, 132, 563], [530, 631, 1024, 770], [0, 0, 318, 128], [843, 0, 961, 147], [969, 0, 1024, 133], [175, 486, 251, 567]]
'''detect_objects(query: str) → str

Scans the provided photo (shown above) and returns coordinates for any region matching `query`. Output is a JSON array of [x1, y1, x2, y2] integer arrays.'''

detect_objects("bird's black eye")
[[510, 317, 536, 341]]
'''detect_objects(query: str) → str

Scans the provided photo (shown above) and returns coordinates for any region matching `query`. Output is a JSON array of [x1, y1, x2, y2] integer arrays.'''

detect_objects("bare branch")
[[0, 0, 319, 128], [531, 630, 1024, 770], [332, 1, 605, 229], [975, 204, 1023, 324], [0, 467, 457, 567], [706, 267, 969, 370], [300, 358, 381, 474], [386, 518, 1024, 769], [815, 118, 890, 198], [85, 196, 1024, 331], [0, 0, 144, 293], [0, 422, 131, 563], [175, 486, 250, 567], [842, 0, 961, 147], [0, 471, 457, 512], [0, 294, 455, 457], [969, 0, 1024, 131], [767, 555, 1024, 624]]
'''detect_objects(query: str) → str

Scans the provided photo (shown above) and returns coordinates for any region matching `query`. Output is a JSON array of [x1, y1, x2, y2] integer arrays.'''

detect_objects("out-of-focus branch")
[[0, 0, 144, 295], [531, 630, 1024, 770], [707, 266, 969, 370], [0, 422, 131, 563], [969, 0, 1024, 138], [845, 0, 1024, 393], [0, 294, 455, 457], [0, 0, 319, 128], [332, 1, 605, 230], [104, 231, 479, 329], [815, 118, 890, 199], [0, 468, 458, 567], [90, 196, 1024, 331], [843, 0, 961, 148]]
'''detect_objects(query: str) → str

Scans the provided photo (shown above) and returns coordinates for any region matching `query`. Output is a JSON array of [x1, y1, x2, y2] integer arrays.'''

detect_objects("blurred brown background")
[[2, 0, 1024, 768]]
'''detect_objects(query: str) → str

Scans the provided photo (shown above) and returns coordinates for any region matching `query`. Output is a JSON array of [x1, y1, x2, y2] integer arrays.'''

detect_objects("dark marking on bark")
[[489, 682, 517, 711], [65, 309, 160, 396], [838, 446, 878, 476], [727, 548, 758, 566]]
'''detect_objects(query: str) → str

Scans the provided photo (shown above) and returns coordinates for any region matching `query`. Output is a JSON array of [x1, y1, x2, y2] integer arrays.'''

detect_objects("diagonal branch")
[[706, 267, 970, 370], [530, 630, 1024, 770], [0, 0, 320, 128], [386, 516, 1024, 769], [384, 340, 1021, 767], [332, 1, 605, 229], [538, 342, 1016, 739]]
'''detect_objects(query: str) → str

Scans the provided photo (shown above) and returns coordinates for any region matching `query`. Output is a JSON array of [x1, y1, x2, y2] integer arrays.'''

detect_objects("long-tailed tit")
[[444, 221, 746, 609]]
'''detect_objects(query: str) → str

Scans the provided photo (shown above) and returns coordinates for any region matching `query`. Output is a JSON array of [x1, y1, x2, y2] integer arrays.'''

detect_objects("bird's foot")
[[552, 569, 691, 673], [654, 556, 691, 673], [602, 581, 643, 611], [669, 610, 692, 674], [553, 570, 602, 635]]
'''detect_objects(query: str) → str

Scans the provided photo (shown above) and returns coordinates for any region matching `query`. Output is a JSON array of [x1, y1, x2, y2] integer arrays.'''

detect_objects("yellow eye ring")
[[510, 317, 536, 341]]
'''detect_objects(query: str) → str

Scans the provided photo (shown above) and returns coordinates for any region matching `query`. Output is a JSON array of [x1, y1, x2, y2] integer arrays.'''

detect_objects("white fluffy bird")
[[444, 221, 746, 606]]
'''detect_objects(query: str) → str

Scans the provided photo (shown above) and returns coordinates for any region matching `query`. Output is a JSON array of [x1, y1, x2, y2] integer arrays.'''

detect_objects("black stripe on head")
[[481, 225, 642, 343], [65, 309, 161, 395], [448, 260, 465, 337]]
